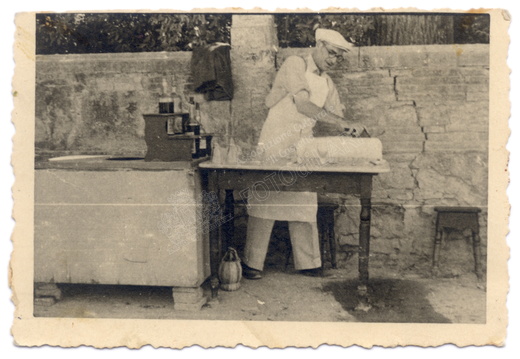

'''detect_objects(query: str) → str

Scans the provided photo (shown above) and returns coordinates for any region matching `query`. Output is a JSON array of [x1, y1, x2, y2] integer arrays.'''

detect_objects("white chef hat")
[[315, 28, 354, 52]]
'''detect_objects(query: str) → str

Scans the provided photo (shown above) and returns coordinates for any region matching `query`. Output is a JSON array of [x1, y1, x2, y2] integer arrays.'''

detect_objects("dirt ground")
[[34, 249, 486, 323]]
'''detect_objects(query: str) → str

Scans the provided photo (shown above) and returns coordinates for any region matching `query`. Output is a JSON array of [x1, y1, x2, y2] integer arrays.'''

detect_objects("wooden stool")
[[285, 203, 338, 269], [433, 207, 483, 281]]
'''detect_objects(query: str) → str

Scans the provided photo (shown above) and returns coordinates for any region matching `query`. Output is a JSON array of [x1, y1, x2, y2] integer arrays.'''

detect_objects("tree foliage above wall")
[[36, 13, 489, 55], [36, 13, 231, 54], [274, 13, 490, 47], [275, 14, 377, 47]]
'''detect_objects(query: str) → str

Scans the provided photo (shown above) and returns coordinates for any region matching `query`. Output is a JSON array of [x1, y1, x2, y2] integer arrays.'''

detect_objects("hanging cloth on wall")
[[191, 42, 234, 101]]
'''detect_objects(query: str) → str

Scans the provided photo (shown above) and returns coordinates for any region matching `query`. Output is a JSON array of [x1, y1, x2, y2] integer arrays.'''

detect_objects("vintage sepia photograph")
[[31, 10, 491, 322], [7, 4, 512, 350]]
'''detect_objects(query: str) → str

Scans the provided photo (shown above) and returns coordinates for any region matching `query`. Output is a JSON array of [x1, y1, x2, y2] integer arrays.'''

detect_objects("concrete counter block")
[[35, 159, 210, 293]]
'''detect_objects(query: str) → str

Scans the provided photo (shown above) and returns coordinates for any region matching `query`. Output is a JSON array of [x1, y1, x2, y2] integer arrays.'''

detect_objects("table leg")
[[358, 198, 371, 284], [206, 172, 221, 299], [328, 214, 337, 269], [356, 175, 372, 311], [318, 217, 326, 269], [432, 225, 442, 278], [472, 230, 484, 282], [222, 190, 235, 252]]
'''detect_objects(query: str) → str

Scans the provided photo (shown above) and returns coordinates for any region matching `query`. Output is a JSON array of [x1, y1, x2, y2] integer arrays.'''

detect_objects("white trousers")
[[243, 216, 321, 271]]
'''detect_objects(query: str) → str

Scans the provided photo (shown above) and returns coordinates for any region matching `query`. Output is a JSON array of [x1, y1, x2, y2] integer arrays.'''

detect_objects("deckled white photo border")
[[3, 1, 515, 353]]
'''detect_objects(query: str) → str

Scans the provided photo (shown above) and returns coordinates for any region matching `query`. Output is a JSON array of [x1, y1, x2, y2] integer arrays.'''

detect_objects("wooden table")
[[199, 159, 390, 307]]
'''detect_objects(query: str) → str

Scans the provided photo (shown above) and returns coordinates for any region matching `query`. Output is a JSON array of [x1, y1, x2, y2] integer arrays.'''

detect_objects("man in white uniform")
[[243, 29, 364, 279]]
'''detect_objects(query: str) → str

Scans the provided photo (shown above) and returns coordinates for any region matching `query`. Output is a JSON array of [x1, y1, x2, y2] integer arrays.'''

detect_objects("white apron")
[[248, 69, 329, 222]]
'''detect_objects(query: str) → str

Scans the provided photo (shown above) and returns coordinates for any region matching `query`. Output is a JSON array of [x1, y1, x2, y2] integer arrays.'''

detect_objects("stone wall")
[[276, 45, 488, 272], [35, 17, 489, 275], [35, 52, 231, 158]]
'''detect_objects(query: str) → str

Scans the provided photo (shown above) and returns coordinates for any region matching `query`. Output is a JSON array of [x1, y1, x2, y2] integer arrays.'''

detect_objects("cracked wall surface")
[[278, 45, 489, 272]]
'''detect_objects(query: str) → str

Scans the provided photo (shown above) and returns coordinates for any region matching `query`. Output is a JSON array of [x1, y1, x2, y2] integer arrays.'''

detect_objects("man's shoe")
[[241, 263, 263, 280], [298, 268, 324, 277]]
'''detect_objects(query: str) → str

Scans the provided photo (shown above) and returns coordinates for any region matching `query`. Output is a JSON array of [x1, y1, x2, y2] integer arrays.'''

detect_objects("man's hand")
[[340, 122, 367, 138]]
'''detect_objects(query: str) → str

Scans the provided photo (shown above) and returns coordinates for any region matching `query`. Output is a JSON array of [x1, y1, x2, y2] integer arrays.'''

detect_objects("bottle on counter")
[[190, 135, 200, 159], [195, 103, 208, 157], [187, 96, 196, 120], [186, 98, 201, 159], [159, 79, 174, 114], [227, 137, 239, 164], [211, 141, 223, 164], [171, 86, 182, 113]]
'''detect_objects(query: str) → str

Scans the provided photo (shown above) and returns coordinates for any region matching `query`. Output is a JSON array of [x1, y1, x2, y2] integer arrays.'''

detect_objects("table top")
[[167, 133, 214, 140], [35, 155, 207, 171], [434, 206, 482, 213], [199, 158, 390, 174], [143, 113, 189, 117]]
